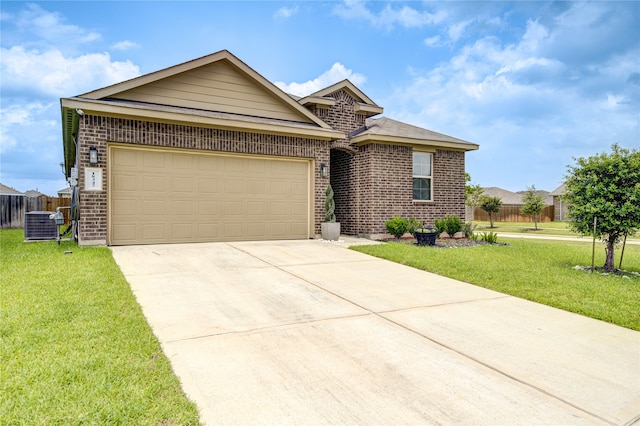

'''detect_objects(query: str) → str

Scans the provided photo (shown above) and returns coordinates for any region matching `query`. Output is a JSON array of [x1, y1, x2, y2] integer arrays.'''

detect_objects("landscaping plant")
[[324, 184, 336, 222], [521, 185, 545, 230], [564, 144, 640, 272], [385, 216, 409, 239], [434, 214, 462, 235], [479, 195, 503, 228]]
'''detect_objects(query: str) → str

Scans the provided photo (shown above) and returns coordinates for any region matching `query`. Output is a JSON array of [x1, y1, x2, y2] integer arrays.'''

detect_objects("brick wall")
[[76, 115, 330, 244], [356, 144, 466, 236], [312, 88, 468, 237]]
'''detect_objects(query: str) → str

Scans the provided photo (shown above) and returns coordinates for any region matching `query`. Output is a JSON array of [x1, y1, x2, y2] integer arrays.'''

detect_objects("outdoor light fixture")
[[320, 163, 328, 178], [89, 146, 98, 164]]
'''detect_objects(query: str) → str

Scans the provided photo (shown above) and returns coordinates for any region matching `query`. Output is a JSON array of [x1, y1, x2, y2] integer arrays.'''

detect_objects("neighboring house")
[[550, 184, 568, 221], [0, 183, 25, 229], [24, 189, 47, 198], [475, 187, 554, 222], [60, 50, 478, 246], [57, 187, 72, 198], [481, 187, 523, 205]]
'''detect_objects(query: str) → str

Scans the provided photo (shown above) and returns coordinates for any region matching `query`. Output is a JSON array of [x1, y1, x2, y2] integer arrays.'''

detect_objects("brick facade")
[[320, 91, 467, 237], [76, 115, 329, 244]]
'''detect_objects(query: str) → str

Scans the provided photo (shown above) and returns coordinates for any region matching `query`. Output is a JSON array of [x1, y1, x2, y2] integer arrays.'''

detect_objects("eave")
[[350, 133, 479, 152]]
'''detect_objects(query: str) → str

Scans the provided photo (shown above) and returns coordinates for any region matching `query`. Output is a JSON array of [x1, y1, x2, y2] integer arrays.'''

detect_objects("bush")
[[462, 222, 476, 238], [407, 218, 422, 237], [434, 215, 462, 235], [480, 231, 498, 244], [385, 217, 409, 239]]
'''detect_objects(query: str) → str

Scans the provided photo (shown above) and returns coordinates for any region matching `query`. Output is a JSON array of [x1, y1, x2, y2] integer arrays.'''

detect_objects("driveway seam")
[[164, 312, 374, 344], [228, 242, 615, 426]]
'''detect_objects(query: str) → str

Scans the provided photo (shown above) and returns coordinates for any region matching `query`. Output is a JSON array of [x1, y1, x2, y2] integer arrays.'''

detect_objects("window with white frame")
[[412, 152, 432, 201]]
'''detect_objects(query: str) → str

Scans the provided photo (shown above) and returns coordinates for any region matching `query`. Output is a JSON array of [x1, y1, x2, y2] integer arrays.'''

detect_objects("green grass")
[[0, 229, 201, 425], [473, 220, 574, 235], [352, 238, 640, 331]]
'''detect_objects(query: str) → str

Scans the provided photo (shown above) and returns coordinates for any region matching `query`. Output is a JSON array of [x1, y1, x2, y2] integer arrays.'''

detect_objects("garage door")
[[109, 146, 311, 245]]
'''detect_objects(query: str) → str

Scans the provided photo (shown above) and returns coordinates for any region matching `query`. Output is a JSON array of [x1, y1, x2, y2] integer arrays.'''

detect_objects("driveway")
[[111, 239, 640, 425]]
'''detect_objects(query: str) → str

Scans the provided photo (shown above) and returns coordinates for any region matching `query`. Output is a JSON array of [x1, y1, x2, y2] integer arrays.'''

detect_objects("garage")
[[109, 145, 312, 245]]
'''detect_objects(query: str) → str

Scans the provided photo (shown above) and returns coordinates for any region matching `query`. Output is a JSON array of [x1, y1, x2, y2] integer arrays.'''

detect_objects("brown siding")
[[76, 115, 329, 244]]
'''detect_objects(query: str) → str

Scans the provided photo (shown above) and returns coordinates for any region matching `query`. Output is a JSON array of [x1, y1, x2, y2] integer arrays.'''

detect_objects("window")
[[412, 152, 432, 201]]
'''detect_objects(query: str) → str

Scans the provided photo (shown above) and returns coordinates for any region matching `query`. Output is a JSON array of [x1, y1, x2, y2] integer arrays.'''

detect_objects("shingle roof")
[[350, 117, 478, 150], [550, 184, 566, 196], [481, 187, 523, 205], [0, 183, 24, 196]]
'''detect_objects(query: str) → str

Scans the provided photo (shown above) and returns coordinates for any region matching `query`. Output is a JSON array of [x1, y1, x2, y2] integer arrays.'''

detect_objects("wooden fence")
[[1, 195, 71, 229], [473, 205, 555, 223]]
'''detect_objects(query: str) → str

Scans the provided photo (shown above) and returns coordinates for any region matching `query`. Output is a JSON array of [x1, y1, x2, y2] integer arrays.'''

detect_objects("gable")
[[78, 50, 331, 128], [107, 60, 313, 123], [300, 80, 383, 117]]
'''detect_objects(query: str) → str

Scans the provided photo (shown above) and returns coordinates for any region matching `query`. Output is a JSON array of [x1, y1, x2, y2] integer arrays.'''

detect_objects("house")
[[550, 184, 568, 221], [57, 187, 72, 198], [0, 183, 25, 229], [475, 186, 554, 222], [60, 50, 478, 246]]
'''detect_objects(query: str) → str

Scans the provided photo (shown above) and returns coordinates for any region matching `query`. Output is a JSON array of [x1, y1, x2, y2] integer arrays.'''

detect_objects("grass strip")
[[0, 229, 201, 425], [351, 238, 640, 331]]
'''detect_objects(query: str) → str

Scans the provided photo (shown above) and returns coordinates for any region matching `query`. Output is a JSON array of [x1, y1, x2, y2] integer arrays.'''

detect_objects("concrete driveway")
[[111, 239, 640, 425]]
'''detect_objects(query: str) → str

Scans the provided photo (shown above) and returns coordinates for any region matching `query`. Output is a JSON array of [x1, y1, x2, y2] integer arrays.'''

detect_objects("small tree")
[[479, 196, 502, 228], [465, 173, 484, 222], [324, 184, 336, 222], [521, 185, 545, 230], [564, 144, 640, 272]]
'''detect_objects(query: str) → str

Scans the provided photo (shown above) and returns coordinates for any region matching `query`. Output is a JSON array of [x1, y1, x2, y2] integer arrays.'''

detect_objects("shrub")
[[385, 217, 409, 239], [407, 218, 422, 237], [434, 215, 462, 235], [480, 231, 498, 244], [462, 222, 476, 238]]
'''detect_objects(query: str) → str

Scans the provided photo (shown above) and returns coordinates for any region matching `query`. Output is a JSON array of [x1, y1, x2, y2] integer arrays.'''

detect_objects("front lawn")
[[473, 221, 574, 235], [0, 229, 201, 425], [351, 238, 640, 331]]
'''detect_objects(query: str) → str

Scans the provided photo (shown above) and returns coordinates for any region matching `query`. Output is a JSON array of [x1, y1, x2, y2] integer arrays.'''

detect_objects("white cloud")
[[111, 40, 140, 51], [424, 35, 441, 47], [0, 102, 57, 154], [14, 3, 100, 46], [274, 63, 366, 97], [274, 5, 299, 19], [333, 0, 446, 29], [0, 46, 140, 98]]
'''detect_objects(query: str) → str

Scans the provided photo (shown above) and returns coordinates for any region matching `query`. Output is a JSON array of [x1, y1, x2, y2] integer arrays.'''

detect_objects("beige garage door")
[[109, 146, 311, 245]]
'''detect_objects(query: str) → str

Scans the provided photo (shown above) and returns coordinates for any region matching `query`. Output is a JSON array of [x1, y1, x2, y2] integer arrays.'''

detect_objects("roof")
[[481, 187, 523, 204], [299, 80, 384, 117], [482, 187, 553, 205], [24, 189, 47, 197], [0, 183, 24, 196], [60, 50, 344, 177], [350, 117, 479, 151], [550, 184, 566, 196]]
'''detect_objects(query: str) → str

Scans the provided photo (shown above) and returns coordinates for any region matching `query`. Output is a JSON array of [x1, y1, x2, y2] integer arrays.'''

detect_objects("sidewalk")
[[494, 231, 640, 245]]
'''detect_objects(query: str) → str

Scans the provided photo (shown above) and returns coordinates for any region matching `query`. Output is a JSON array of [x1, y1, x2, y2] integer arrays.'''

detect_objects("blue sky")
[[1, 1, 638, 196]]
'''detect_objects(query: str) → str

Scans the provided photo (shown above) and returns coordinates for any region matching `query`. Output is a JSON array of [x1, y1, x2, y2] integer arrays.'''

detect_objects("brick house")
[[60, 50, 478, 246]]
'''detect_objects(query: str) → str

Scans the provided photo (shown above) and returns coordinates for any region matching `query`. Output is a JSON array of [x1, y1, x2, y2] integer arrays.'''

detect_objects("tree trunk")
[[489, 213, 494, 228], [604, 239, 616, 272]]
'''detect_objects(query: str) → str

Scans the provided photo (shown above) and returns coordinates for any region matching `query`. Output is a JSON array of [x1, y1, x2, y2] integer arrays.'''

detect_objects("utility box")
[[24, 211, 58, 240]]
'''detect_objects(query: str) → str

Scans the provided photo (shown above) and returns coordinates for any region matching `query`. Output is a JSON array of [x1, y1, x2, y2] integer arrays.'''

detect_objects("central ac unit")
[[24, 211, 58, 240]]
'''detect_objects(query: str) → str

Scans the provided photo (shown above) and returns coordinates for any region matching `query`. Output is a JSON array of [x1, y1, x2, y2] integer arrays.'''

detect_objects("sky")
[[1, 1, 638, 196]]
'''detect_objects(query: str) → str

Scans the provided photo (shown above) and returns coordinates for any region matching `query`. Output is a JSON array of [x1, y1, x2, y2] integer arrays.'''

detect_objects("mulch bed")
[[380, 237, 508, 248]]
